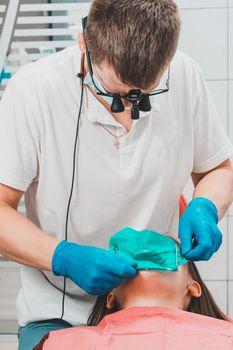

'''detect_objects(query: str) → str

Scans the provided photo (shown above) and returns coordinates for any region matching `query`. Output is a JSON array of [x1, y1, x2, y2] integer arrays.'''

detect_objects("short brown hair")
[[85, 0, 181, 90]]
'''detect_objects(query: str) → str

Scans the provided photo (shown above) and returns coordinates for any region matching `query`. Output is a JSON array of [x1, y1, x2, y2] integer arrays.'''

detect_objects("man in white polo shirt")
[[0, 0, 233, 349]]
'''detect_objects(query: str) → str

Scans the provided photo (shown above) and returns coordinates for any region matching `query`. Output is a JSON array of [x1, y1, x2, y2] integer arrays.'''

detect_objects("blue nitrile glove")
[[52, 240, 137, 295], [178, 197, 222, 261]]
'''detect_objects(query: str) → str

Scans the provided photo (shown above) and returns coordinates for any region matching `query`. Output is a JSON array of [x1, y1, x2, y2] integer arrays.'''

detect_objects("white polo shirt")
[[0, 46, 232, 327]]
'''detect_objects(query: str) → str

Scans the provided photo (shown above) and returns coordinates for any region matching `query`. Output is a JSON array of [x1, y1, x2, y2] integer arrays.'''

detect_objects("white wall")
[[176, 0, 233, 317]]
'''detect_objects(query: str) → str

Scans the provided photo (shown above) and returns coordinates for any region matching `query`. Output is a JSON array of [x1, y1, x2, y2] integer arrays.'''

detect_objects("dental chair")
[[179, 194, 188, 218]]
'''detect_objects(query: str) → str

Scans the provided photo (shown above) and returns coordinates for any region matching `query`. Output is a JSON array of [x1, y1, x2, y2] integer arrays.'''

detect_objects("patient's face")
[[107, 264, 201, 310]]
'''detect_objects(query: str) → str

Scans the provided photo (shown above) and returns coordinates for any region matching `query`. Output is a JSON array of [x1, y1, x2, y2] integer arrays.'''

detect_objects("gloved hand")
[[178, 197, 222, 261], [52, 240, 137, 295]]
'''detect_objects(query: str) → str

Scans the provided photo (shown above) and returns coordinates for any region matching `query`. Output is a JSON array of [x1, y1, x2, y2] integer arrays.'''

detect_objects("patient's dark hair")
[[87, 261, 230, 326]]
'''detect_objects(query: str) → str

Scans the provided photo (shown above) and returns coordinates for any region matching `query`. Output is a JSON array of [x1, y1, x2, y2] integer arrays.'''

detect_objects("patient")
[[34, 229, 233, 350]]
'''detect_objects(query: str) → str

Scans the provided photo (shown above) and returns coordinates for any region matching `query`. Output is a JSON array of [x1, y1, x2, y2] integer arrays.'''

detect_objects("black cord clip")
[[77, 72, 84, 79]]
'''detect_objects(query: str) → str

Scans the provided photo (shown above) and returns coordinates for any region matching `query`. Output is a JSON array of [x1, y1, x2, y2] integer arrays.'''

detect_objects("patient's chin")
[[137, 270, 174, 279]]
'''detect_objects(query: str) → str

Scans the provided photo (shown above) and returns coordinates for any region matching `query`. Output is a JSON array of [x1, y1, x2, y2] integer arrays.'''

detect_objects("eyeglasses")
[[82, 16, 170, 120]]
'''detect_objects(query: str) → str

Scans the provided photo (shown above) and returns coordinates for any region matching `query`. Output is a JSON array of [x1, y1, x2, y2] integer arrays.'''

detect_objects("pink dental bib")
[[38, 306, 233, 350]]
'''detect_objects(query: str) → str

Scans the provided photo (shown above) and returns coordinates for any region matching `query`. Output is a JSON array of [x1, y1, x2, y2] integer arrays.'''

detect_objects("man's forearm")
[[0, 203, 59, 270], [192, 167, 233, 220]]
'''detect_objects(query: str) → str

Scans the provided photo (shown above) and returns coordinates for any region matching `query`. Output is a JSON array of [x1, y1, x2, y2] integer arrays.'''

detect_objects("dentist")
[[0, 1, 233, 349]]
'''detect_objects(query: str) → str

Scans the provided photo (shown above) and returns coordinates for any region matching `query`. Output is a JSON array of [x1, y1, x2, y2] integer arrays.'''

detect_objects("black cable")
[[59, 54, 85, 320]]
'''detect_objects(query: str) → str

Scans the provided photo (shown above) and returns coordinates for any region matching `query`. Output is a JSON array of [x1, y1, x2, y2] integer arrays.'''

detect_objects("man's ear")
[[78, 32, 86, 54], [106, 291, 117, 309], [188, 281, 202, 298]]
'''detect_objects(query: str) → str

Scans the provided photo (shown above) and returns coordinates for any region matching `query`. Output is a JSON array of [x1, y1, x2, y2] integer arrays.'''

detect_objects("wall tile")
[[228, 205, 233, 217], [229, 82, 233, 215], [228, 217, 233, 279], [176, 0, 227, 8], [204, 281, 228, 314], [229, 80, 233, 142], [229, 9, 233, 79], [0, 263, 21, 323], [229, 281, 233, 318], [0, 336, 18, 350], [178, 9, 228, 80]]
